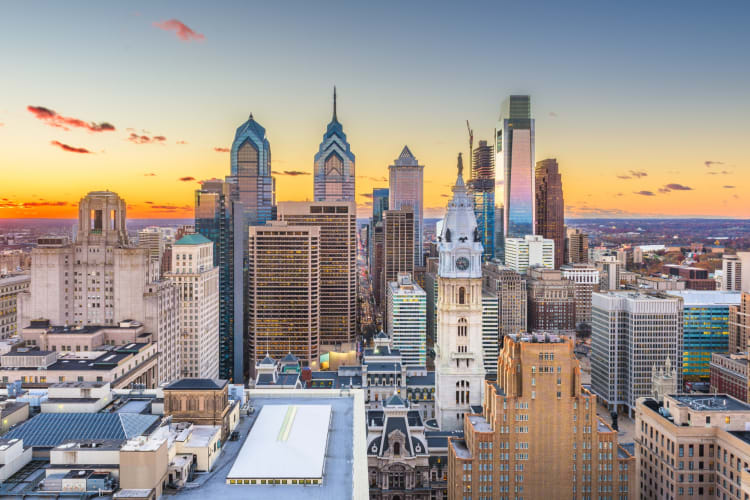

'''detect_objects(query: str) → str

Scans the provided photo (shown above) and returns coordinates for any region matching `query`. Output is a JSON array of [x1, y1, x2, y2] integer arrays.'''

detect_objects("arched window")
[[458, 287, 466, 304]]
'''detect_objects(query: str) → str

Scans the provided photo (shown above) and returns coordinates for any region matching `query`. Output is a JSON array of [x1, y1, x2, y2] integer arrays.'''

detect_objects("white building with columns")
[[435, 154, 486, 431]]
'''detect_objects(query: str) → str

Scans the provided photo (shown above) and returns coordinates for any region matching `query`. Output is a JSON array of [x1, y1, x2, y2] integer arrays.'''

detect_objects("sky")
[[0, 0, 748, 219]]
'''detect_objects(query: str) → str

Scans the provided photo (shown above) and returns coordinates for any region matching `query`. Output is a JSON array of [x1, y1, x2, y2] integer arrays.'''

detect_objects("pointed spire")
[[457, 152, 463, 178], [332, 86, 338, 122]]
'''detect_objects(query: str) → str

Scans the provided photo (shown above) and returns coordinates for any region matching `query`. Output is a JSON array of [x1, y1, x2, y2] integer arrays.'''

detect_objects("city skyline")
[[1, 1, 748, 220]]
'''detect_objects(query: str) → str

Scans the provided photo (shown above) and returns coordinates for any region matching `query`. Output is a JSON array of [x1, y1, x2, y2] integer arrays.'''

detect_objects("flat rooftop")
[[670, 394, 750, 412], [227, 404, 331, 481], [666, 290, 741, 306]]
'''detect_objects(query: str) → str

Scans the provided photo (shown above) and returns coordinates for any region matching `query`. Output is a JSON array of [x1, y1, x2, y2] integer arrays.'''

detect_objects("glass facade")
[[682, 304, 731, 378], [469, 140, 495, 262], [388, 146, 424, 267], [314, 88, 355, 202]]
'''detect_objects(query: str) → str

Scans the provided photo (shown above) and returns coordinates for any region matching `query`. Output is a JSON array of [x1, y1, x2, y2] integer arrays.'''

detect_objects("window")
[[459, 287, 466, 304]]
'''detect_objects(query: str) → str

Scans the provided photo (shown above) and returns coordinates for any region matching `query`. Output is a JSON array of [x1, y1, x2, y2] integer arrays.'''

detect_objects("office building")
[[371, 221, 385, 307], [494, 204, 504, 261], [664, 264, 717, 290], [313, 87, 355, 202], [448, 334, 635, 499], [481, 291, 499, 377], [137, 227, 166, 271], [247, 222, 320, 374], [565, 228, 588, 264], [18, 191, 181, 384], [596, 255, 620, 291], [277, 201, 356, 349], [591, 292, 683, 416], [229, 114, 275, 227], [388, 146, 424, 267], [496, 95, 535, 260], [166, 234, 220, 379], [386, 273, 426, 367], [667, 291, 741, 379], [195, 179, 245, 382], [369, 188, 389, 269], [381, 207, 414, 307], [722, 253, 750, 292], [435, 155, 485, 431], [561, 264, 600, 326], [482, 262, 527, 338], [425, 271, 438, 343], [526, 268, 576, 334], [469, 140, 495, 262], [0, 274, 29, 339], [535, 158, 565, 268], [729, 292, 750, 353], [636, 393, 750, 500], [710, 353, 748, 402], [504, 234, 554, 274]]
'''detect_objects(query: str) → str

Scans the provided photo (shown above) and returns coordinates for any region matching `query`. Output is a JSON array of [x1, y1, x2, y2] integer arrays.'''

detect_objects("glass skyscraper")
[[388, 146, 424, 267], [469, 140, 495, 262], [229, 114, 275, 227], [496, 95, 534, 262], [194, 179, 245, 383], [369, 188, 389, 268], [314, 87, 355, 202]]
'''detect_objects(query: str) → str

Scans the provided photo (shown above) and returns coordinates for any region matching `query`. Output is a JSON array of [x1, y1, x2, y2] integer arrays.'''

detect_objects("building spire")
[[457, 152, 463, 178], [333, 86, 338, 122]]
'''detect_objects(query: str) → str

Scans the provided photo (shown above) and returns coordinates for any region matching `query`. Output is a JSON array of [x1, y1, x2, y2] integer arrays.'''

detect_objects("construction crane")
[[466, 120, 473, 178]]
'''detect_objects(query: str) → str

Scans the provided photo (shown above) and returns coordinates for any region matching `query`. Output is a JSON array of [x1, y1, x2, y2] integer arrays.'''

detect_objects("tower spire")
[[333, 86, 338, 122]]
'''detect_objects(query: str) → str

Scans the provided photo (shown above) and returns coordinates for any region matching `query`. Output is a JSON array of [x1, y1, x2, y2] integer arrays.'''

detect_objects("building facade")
[[369, 188, 389, 271], [195, 179, 245, 383], [710, 353, 748, 402], [247, 222, 320, 375], [0, 274, 29, 339], [591, 292, 683, 416], [496, 95, 535, 261], [481, 291, 499, 377], [277, 201, 357, 349], [382, 208, 415, 307], [504, 234, 554, 274], [566, 227, 589, 264], [482, 262, 527, 339], [435, 155, 485, 431], [389, 146, 424, 267], [526, 268, 577, 335], [722, 253, 750, 292], [448, 334, 635, 500], [386, 273, 427, 368], [313, 88, 355, 203], [534, 158, 565, 269], [469, 140, 495, 262], [729, 292, 750, 353], [166, 234, 220, 379], [561, 264, 600, 327]]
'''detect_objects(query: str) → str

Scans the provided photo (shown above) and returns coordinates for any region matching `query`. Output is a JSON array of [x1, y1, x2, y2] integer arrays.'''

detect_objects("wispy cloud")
[[617, 175, 631, 180], [630, 170, 647, 178], [144, 173, 156, 177], [705, 160, 724, 168], [153, 19, 205, 41], [214, 147, 230, 153], [707, 170, 732, 176], [360, 193, 373, 199], [50, 140, 93, 154], [634, 190, 655, 196], [723, 185, 735, 189], [128, 133, 166, 144], [28, 105, 115, 132], [272, 170, 310, 176], [179, 176, 196, 182], [176, 140, 188, 145], [664, 183, 692, 191]]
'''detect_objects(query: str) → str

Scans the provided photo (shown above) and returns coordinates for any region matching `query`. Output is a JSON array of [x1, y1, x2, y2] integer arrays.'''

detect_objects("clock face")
[[455, 257, 470, 271]]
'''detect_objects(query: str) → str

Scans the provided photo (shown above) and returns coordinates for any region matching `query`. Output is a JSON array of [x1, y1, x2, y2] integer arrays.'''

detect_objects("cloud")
[[634, 190, 655, 196], [629, 170, 647, 178], [664, 183, 692, 191], [441, 194, 449, 197], [214, 147, 230, 153], [705, 160, 724, 168], [128, 133, 166, 144], [150, 204, 182, 210], [723, 185, 735, 189], [360, 193, 373, 199], [706, 170, 732, 176], [145, 201, 154, 204], [22, 201, 69, 207], [27, 105, 115, 132], [272, 170, 310, 176], [616, 175, 631, 180], [153, 19, 205, 41], [176, 140, 188, 145], [616, 193, 624, 197], [658, 188, 671, 194], [144, 173, 156, 177], [548, 111, 558, 117], [733, 194, 740, 199], [50, 140, 93, 154], [357, 175, 388, 182], [179, 176, 196, 182]]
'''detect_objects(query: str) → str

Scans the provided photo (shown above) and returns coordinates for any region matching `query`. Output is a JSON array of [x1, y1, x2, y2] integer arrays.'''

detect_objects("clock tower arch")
[[435, 153, 486, 431]]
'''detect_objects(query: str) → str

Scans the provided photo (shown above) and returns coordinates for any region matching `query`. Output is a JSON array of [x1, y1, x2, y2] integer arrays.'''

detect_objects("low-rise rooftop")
[[670, 394, 750, 412]]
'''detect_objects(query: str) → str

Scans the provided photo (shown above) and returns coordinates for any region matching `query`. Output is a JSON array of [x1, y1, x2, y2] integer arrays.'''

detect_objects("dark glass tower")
[[369, 188, 389, 269], [535, 158, 565, 268], [194, 179, 245, 382], [469, 140, 495, 262]]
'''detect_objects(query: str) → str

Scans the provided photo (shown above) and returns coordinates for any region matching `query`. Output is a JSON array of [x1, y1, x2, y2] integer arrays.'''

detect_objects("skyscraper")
[[560, 263, 600, 327], [247, 222, 320, 373], [565, 227, 589, 264], [535, 158, 565, 268], [313, 87, 355, 202], [504, 234, 554, 274], [386, 273, 427, 367], [229, 114, 275, 227], [369, 188, 389, 272], [381, 207, 415, 307], [195, 179, 245, 382], [469, 140, 495, 262], [277, 201, 357, 349], [389, 146, 424, 267], [482, 262, 527, 338], [496, 95, 535, 260], [526, 267, 576, 335], [166, 233, 220, 379], [435, 154, 485, 431]]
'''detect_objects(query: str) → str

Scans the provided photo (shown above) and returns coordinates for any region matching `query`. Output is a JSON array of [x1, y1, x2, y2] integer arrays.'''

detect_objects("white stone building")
[[434, 155, 485, 431], [0, 274, 30, 339], [166, 233, 219, 379], [504, 234, 554, 274]]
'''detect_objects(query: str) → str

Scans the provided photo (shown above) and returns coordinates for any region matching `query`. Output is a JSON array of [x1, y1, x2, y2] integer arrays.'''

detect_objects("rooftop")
[[174, 233, 212, 246], [450, 439, 472, 459], [670, 394, 750, 412], [165, 378, 227, 391], [505, 332, 566, 344], [666, 290, 742, 306], [467, 414, 492, 432]]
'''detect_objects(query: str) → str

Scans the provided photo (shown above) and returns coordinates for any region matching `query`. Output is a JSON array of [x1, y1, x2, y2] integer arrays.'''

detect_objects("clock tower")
[[435, 153, 486, 431]]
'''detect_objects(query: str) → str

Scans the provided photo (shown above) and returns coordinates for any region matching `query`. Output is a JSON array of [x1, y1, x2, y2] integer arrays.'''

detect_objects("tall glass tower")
[[314, 87, 355, 202], [229, 114, 275, 227], [388, 146, 424, 267], [469, 140, 495, 262], [369, 188, 389, 267], [496, 95, 534, 262]]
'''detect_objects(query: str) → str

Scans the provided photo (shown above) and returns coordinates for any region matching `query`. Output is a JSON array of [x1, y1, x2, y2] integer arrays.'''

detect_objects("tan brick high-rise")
[[448, 334, 635, 499]]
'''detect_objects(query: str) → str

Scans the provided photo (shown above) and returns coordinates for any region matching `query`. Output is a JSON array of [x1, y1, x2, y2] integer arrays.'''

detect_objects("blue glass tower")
[[369, 188, 389, 267], [314, 87, 355, 202], [469, 140, 495, 262]]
